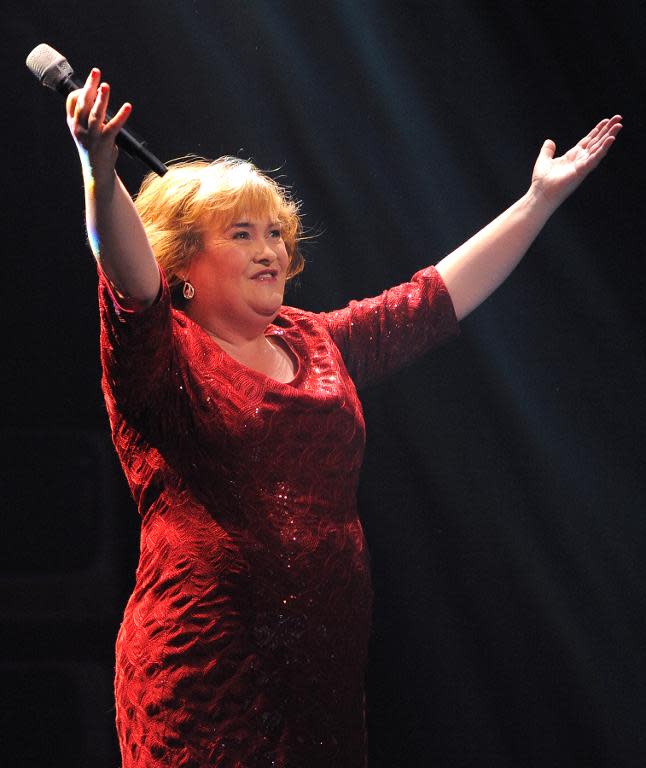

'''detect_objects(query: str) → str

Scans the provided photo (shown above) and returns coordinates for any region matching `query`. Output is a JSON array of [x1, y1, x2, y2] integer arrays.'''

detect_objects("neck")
[[192, 314, 295, 383], [209, 331, 271, 361], [186, 303, 275, 350]]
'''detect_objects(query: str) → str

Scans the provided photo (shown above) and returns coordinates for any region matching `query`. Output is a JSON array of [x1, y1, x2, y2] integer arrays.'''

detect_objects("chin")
[[254, 297, 284, 317], [246, 283, 285, 317]]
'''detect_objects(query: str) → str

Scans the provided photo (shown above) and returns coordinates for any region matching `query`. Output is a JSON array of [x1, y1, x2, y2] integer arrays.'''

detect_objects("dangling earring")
[[182, 280, 195, 300]]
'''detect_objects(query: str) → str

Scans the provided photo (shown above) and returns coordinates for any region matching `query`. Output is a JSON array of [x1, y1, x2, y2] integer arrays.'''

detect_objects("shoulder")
[[271, 305, 337, 351], [273, 304, 325, 330]]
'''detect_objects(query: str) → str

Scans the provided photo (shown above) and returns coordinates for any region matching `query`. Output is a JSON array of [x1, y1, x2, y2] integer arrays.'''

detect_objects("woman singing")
[[66, 66, 621, 767]]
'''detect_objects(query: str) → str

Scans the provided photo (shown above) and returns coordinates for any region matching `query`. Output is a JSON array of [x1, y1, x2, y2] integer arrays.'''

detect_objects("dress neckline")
[[183, 311, 304, 387]]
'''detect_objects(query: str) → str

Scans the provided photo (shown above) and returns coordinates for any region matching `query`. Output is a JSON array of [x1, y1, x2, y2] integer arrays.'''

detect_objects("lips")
[[251, 268, 279, 281]]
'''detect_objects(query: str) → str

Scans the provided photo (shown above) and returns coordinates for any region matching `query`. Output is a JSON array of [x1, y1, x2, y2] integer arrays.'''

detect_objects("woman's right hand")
[[66, 68, 132, 184], [65, 67, 159, 304]]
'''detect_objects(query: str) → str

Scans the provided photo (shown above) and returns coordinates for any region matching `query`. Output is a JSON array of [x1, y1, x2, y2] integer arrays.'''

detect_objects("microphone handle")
[[60, 74, 168, 177]]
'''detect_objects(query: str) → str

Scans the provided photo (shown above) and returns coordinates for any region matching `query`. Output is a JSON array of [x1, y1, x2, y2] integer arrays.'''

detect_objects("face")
[[189, 213, 289, 329]]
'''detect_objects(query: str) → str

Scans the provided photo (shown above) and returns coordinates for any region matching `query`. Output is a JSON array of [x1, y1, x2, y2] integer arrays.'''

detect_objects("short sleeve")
[[319, 265, 459, 389], [98, 265, 178, 423]]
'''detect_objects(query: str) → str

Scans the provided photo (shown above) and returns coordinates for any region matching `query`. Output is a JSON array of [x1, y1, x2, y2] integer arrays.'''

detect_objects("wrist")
[[525, 182, 562, 218], [83, 162, 116, 203]]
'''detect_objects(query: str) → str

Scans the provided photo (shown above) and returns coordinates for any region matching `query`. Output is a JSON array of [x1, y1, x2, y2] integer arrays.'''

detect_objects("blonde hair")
[[134, 156, 304, 303]]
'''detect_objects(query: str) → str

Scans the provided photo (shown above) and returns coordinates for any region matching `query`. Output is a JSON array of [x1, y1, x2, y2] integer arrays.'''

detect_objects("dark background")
[[3, 1, 645, 766]]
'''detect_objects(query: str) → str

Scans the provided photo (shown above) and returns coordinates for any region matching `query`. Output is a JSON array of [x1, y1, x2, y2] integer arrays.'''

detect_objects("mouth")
[[251, 268, 280, 282]]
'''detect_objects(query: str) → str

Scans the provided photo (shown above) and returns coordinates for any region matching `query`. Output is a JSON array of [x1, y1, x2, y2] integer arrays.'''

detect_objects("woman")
[[66, 67, 621, 767]]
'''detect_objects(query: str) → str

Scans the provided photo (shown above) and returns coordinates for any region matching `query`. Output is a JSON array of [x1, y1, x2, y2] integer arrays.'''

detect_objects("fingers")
[[87, 81, 110, 130], [540, 138, 556, 159], [588, 130, 619, 161], [576, 116, 622, 175], [66, 68, 98, 119], [88, 82, 132, 135], [65, 89, 79, 118], [586, 117, 622, 162], [579, 118, 609, 149], [66, 67, 132, 146], [66, 68, 101, 136], [104, 99, 133, 138], [73, 68, 101, 127], [586, 134, 619, 170], [580, 115, 623, 150]]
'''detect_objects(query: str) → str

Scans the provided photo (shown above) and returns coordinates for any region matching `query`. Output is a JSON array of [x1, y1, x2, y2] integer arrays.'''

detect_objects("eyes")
[[232, 228, 282, 240]]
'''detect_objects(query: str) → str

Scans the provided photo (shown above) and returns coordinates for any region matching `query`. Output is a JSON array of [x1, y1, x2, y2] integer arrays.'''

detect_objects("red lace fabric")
[[99, 266, 458, 767]]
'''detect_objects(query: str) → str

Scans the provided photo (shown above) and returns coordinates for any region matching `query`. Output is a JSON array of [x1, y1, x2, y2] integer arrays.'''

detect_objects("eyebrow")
[[229, 220, 280, 229]]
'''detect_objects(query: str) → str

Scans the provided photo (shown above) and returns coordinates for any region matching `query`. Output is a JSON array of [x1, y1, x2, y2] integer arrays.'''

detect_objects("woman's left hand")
[[530, 115, 622, 207]]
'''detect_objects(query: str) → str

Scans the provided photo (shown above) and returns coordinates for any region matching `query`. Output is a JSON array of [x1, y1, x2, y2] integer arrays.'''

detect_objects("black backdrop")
[[4, 1, 646, 766]]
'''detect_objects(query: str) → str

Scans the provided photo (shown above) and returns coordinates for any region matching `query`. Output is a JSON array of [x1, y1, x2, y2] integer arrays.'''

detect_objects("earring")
[[182, 280, 195, 300]]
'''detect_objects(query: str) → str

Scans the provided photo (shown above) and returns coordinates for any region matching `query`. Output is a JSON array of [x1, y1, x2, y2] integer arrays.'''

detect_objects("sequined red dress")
[[99, 265, 458, 767]]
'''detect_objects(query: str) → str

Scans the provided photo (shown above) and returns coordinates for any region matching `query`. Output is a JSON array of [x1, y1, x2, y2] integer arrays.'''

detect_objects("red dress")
[[99, 265, 458, 767]]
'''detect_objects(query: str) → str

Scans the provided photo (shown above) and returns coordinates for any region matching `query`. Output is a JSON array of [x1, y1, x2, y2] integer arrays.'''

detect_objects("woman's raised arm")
[[66, 68, 160, 307], [435, 116, 622, 322]]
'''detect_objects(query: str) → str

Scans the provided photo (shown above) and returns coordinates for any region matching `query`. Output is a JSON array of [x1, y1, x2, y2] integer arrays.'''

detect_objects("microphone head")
[[26, 43, 74, 90]]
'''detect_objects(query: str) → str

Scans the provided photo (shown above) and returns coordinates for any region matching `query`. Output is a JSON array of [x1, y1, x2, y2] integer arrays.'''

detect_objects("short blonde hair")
[[134, 156, 304, 304]]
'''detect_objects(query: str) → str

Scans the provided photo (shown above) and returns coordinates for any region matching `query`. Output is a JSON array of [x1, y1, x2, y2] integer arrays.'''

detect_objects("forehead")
[[209, 202, 282, 228], [196, 168, 286, 232], [203, 211, 280, 237]]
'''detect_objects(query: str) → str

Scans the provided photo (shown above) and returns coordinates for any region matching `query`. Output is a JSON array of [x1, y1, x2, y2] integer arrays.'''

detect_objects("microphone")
[[26, 43, 168, 177]]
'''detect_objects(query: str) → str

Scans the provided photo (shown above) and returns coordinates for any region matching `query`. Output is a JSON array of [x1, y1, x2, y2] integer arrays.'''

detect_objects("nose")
[[253, 240, 278, 264]]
